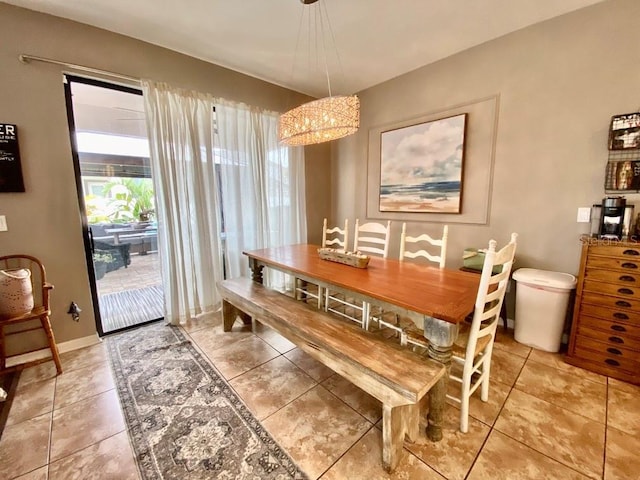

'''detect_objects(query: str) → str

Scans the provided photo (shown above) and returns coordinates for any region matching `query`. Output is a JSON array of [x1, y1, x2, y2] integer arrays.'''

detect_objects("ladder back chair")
[[375, 224, 449, 337], [403, 233, 517, 432], [295, 218, 349, 308], [0, 254, 63, 375], [325, 220, 391, 329]]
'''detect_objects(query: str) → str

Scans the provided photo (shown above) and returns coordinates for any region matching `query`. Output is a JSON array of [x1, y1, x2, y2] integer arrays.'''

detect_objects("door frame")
[[63, 74, 161, 336]]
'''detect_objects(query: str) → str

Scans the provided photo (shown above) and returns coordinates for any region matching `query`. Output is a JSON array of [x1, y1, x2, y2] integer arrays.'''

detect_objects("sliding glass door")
[[65, 76, 164, 335]]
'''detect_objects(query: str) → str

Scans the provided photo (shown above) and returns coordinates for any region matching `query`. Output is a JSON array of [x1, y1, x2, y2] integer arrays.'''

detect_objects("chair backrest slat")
[[399, 224, 449, 268], [353, 220, 391, 258], [322, 218, 349, 251], [466, 234, 518, 350]]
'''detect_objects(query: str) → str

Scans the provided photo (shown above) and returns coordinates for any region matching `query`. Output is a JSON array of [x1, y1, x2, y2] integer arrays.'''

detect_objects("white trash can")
[[512, 268, 577, 352]]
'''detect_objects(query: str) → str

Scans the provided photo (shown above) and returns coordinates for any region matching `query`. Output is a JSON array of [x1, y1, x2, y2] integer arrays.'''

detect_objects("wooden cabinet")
[[566, 239, 640, 385]]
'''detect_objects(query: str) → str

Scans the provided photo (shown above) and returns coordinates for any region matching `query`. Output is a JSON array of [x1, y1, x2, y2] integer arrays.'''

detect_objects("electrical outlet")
[[0, 215, 7, 231], [577, 207, 591, 223]]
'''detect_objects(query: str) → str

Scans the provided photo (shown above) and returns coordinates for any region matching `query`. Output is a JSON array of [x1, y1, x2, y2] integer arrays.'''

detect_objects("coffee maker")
[[599, 196, 627, 240]]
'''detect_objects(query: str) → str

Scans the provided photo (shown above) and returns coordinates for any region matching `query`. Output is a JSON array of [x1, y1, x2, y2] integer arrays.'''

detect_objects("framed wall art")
[[609, 112, 640, 150], [379, 113, 467, 214], [366, 94, 499, 225]]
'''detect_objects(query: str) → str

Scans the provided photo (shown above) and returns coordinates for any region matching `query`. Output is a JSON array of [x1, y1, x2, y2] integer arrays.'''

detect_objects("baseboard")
[[6, 333, 101, 367], [57, 333, 102, 354]]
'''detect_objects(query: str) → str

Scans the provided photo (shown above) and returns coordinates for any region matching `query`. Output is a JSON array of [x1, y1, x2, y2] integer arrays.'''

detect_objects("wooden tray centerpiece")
[[317, 248, 370, 268]]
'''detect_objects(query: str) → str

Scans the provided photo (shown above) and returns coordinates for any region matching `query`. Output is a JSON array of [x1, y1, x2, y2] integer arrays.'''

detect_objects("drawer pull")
[[619, 275, 636, 282], [613, 312, 629, 320], [621, 262, 638, 269], [609, 336, 624, 344], [605, 359, 620, 367], [615, 300, 632, 307], [607, 347, 622, 355], [623, 249, 640, 256], [617, 288, 634, 295], [611, 325, 627, 332]]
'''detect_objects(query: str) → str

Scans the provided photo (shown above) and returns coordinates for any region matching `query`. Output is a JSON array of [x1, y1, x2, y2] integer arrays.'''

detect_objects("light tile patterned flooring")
[[1, 316, 639, 479]]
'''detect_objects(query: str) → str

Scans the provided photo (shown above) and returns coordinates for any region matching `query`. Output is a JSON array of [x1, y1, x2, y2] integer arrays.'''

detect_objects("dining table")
[[243, 243, 481, 442]]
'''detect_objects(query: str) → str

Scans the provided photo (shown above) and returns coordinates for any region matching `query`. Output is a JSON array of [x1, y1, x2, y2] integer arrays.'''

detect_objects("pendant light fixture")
[[278, 0, 360, 146]]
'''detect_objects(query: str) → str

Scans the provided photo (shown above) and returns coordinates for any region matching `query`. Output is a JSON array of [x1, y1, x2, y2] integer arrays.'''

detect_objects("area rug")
[[99, 285, 164, 332], [106, 323, 307, 480]]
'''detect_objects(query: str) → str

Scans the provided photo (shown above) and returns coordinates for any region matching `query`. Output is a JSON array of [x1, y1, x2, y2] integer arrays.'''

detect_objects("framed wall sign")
[[0, 123, 25, 192]]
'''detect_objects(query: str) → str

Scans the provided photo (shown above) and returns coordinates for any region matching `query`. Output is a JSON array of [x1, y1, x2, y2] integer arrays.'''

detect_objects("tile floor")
[[1, 316, 639, 480]]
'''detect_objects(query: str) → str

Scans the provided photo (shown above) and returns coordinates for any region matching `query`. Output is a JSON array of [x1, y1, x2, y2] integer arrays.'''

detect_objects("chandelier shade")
[[279, 95, 359, 146]]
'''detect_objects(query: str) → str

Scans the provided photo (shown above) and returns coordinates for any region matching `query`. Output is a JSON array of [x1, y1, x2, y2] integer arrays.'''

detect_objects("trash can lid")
[[512, 268, 577, 290]]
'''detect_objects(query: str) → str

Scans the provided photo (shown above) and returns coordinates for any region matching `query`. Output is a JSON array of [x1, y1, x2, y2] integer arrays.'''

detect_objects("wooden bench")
[[218, 277, 446, 472]]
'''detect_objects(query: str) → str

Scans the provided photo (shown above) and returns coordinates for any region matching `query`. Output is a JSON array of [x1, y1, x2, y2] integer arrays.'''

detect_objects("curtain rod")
[[18, 54, 140, 84]]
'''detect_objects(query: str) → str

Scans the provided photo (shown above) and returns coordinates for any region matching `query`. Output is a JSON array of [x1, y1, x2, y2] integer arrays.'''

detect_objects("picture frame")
[[608, 112, 640, 150], [0, 123, 25, 193], [379, 113, 467, 213]]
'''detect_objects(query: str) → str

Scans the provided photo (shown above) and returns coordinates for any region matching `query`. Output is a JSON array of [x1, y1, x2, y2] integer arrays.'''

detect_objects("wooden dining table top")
[[243, 244, 480, 324]]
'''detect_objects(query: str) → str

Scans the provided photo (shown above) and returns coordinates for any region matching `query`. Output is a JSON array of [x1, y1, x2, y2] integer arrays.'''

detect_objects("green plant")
[[102, 178, 155, 222], [93, 252, 115, 264]]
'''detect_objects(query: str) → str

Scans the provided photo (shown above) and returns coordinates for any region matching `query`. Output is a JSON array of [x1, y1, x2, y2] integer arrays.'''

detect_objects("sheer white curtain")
[[215, 99, 307, 290], [142, 80, 224, 324]]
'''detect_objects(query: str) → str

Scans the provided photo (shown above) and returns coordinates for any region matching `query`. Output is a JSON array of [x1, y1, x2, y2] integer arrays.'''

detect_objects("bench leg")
[[222, 300, 252, 332], [382, 403, 418, 473]]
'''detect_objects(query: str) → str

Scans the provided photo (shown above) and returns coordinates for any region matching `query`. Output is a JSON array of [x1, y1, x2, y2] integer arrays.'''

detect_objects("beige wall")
[[0, 3, 331, 345], [334, 0, 640, 286]]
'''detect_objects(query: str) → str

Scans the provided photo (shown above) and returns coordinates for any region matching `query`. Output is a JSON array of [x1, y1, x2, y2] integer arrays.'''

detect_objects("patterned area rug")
[[99, 285, 164, 332], [106, 323, 307, 480]]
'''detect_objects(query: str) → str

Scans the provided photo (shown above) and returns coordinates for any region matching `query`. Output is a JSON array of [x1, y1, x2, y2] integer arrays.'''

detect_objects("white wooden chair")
[[375, 224, 449, 337], [447, 233, 517, 432], [295, 218, 348, 308], [402, 233, 517, 433], [325, 219, 390, 329]]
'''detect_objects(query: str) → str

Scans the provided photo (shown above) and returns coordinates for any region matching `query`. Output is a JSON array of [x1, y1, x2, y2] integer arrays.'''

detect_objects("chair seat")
[[0, 306, 50, 323], [451, 321, 492, 359]]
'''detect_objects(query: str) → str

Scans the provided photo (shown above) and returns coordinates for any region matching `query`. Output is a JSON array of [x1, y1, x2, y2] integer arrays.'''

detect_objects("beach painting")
[[379, 113, 466, 213]]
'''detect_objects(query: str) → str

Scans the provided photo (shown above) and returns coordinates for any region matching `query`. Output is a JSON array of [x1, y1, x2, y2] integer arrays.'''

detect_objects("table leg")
[[423, 317, 458, 441], [248, 258, 264, 284]]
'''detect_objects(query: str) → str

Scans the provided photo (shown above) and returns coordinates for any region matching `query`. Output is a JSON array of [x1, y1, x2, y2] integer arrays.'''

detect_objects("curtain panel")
[[215, 99, 307, 291], [143, 81, 306, 324], [142, 81, 223, 324]]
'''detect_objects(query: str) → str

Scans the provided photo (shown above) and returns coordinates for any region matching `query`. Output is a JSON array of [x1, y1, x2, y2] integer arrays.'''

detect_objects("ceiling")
[[6, 0, 605, 97]]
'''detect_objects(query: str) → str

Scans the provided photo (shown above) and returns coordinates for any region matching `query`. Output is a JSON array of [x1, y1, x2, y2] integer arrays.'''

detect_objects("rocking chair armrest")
[[43, 282, 54, 309]]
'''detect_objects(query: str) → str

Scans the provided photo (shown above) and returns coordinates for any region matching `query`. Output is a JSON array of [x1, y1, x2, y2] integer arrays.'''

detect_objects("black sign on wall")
[[0, 123, 25, 192]]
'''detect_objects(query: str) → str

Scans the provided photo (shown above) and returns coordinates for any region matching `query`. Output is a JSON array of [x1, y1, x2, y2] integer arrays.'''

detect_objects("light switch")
[[577, 207, 591, 223], [0, 215, 6, 232]]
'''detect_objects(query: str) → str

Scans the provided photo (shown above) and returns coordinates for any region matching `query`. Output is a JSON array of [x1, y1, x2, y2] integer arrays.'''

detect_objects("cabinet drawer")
[[580, 304, 640, 326], [577, 320, 640, 348], [574, 342, 640, 374], [588, 245, 640, 259], [586, 256, 640, 272], [583, 279, 640, 299], [581, 292, 640, 311], [575, 335, 640, 363], [585, 268, 640, 286]]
